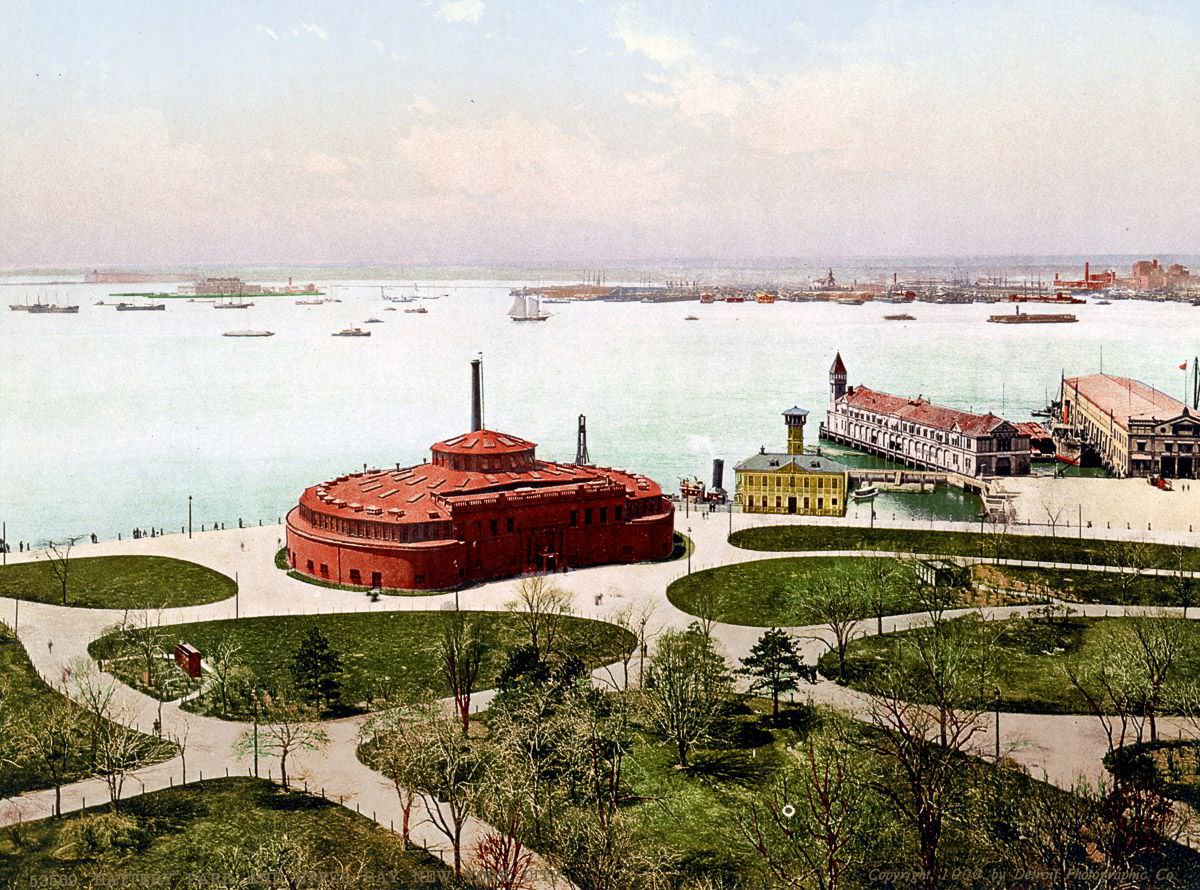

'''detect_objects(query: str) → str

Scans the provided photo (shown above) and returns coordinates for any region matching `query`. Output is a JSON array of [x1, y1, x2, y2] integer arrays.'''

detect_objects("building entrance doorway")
[[788, 496, 797, 514], [1179, 457, 1194, 477], [1163, 457, 1177, 478], [371, 571, 382, 590]]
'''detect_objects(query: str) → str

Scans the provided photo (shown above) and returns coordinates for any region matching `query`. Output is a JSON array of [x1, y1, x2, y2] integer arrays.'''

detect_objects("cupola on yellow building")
[[734, 407, 849, 516]]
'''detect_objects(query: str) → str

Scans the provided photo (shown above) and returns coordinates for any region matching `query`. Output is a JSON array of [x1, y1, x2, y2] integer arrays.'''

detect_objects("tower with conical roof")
[[830, 352, 847, 404]]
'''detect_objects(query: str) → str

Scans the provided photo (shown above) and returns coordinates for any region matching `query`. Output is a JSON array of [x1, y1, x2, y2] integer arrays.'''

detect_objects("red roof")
[[842, 386, 1009, 436], [432, 428, 535, 455], [830, 352, 847, 375], [1064, 374, 1187, 430], [299, 441, 663, 528]]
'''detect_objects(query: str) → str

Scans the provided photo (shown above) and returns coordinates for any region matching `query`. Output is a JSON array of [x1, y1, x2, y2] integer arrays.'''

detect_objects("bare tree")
[[640, 624, 731, 767], [981, 516, 1011, 564], [238, 699, 329, 788], [803, 566, 867, 683], [1168, 544, 1197, 617], [204, 640, 247, 718], [406, 708, 485, 879], [507, 575, 573, 654], [42, 536, 83, 605], [12, 694, 85, 816], [863, 623, 989, 890], [359, 706, 429, 849], [441, 612, 486, 735], [736, 732, 877, 890], [95, 714, 155, 808], [1104, 538, 1157, 605], [72, 663, 117, 764], [1042, 502, 1064, 537]]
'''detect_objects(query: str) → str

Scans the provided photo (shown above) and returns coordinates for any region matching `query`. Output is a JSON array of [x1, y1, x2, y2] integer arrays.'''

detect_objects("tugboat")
[[115, 302, 165, 311], [333, 327, 371, 337]]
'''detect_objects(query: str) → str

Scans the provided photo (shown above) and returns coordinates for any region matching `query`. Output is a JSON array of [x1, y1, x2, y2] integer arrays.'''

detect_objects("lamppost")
[[687, 526, 692, 575], [251, 686, 260, 778], [188, 495, 193, 540], [728, 500, 732, 536], [453, 560, 460, 611], [994, 685, 1001, 762]]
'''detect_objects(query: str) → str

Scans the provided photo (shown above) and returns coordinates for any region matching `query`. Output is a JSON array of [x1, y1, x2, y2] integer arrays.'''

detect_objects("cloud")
[[372, 39, 384, 50], [436, 0, 484, 25], [572, 46, 588, 56], [299, 20, 328, 41], [406, 95, 438, 115], [305, 152, 346, 174], [255, 24, 278, 41], [611, 6, 694, 68]]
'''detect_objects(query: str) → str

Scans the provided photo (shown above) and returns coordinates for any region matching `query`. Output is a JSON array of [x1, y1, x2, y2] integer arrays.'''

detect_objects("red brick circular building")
[[285, 427, 675, 591]]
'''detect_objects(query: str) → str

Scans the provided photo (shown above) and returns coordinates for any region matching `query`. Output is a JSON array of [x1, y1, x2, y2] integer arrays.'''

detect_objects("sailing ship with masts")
[[508, 292, 550, 322]]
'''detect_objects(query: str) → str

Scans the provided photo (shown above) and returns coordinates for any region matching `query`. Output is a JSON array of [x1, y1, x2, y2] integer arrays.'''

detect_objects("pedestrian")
[[48, 640, 53, 654]]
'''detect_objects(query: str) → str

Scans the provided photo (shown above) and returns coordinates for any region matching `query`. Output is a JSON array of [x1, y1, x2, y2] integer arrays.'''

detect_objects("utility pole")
[[994, 686, 1001, 761], [235, 572, 239, 619], [252, 687, 260, 779], [687, 526, 692, 575], [188, 495, 193, 540], [2, 521, 5, 567]]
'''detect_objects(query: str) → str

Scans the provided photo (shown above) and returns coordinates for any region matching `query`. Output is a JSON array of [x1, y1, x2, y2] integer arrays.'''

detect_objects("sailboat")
[[508, 293, 550, 322]]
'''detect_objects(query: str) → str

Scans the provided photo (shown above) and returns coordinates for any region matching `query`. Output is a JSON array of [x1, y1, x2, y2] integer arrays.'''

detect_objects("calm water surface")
[[1, 278, 1195, 542]]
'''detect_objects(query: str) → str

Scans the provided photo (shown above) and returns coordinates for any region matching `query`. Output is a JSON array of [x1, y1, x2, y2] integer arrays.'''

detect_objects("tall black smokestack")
[[712, 458, 724, 491], [470, 358, 483, 431]]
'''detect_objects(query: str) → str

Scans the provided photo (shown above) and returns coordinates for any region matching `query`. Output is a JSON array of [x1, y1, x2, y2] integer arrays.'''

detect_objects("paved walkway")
[[1, 512, 1198, 877]]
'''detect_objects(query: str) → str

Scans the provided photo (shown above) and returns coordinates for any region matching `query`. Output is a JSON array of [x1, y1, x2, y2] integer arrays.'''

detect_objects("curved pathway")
[[1, 512, 1197, 877]]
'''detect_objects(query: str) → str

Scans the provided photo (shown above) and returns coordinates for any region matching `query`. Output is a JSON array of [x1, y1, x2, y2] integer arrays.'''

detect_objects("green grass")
[[0, 626, 175, 798], [0, 777, 457, 888], [666, 556, 932, 627], [731, 525, 1200, 569], [827, 616, 1200, 714], [984, 564, 1190, 607], [90, 611, 635, 720], [0, 556, 235, 609]]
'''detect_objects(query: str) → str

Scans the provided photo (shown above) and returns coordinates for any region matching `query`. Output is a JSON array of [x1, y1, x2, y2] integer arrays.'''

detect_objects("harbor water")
[[2, 278, 1196, 543]]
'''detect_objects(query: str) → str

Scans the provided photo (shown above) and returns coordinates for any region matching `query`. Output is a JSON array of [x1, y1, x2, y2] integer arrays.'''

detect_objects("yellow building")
[[735, 407, 849, 516]]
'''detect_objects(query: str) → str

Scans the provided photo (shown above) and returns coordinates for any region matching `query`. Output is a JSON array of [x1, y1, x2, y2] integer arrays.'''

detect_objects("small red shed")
[[174, 643, 202, 679]]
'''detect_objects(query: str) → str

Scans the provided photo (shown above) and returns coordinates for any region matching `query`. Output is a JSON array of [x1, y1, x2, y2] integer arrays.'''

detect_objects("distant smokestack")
[[712, 458, 724, 491], [470, 358, 483, 431], [1085, 261, 1089, 284]]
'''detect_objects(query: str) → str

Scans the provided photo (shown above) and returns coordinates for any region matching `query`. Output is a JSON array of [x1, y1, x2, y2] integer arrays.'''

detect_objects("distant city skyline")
[[2, 1, 1198, 267]]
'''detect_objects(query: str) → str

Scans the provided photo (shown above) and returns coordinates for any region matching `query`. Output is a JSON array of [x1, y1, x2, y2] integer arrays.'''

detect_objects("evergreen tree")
[[739, 627, 814, 717], [289, 627, 343, 709]]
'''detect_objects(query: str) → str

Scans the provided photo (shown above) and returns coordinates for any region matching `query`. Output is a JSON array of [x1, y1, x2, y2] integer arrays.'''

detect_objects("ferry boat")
[[755, 293, 777, 304], [699, 293, 716, 304], [508, 293, 550, 322], [333, 327, 370, 337], [1005, 293, 1086, 305], [28, 302, 80, 314], [115, 302, 165, 311], [988, 306, 1077, 324], [724, 296, 747, 303], [851, 485, 879, 501], [223, 330, 275, 338]]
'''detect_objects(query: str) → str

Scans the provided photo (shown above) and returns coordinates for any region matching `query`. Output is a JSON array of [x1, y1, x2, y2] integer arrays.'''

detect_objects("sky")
[[1, 0, 1198, 267]]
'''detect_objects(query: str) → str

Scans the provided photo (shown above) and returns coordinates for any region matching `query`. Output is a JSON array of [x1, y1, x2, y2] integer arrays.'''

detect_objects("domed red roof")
[[431, 429, 536, 455]]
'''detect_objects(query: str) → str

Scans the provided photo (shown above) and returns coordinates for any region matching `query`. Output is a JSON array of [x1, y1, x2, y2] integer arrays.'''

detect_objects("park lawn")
[[981, 564, 1187, 607], [0, 555, 235, 609], [826, 616, 1200, 715], [0, 777, 458, 888], [666, 556, 930, 627], [0, 628, 175, 798], [89, 611, 635, 720], [622, 699, 815, 884], [730, 525, 1200, 570]]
